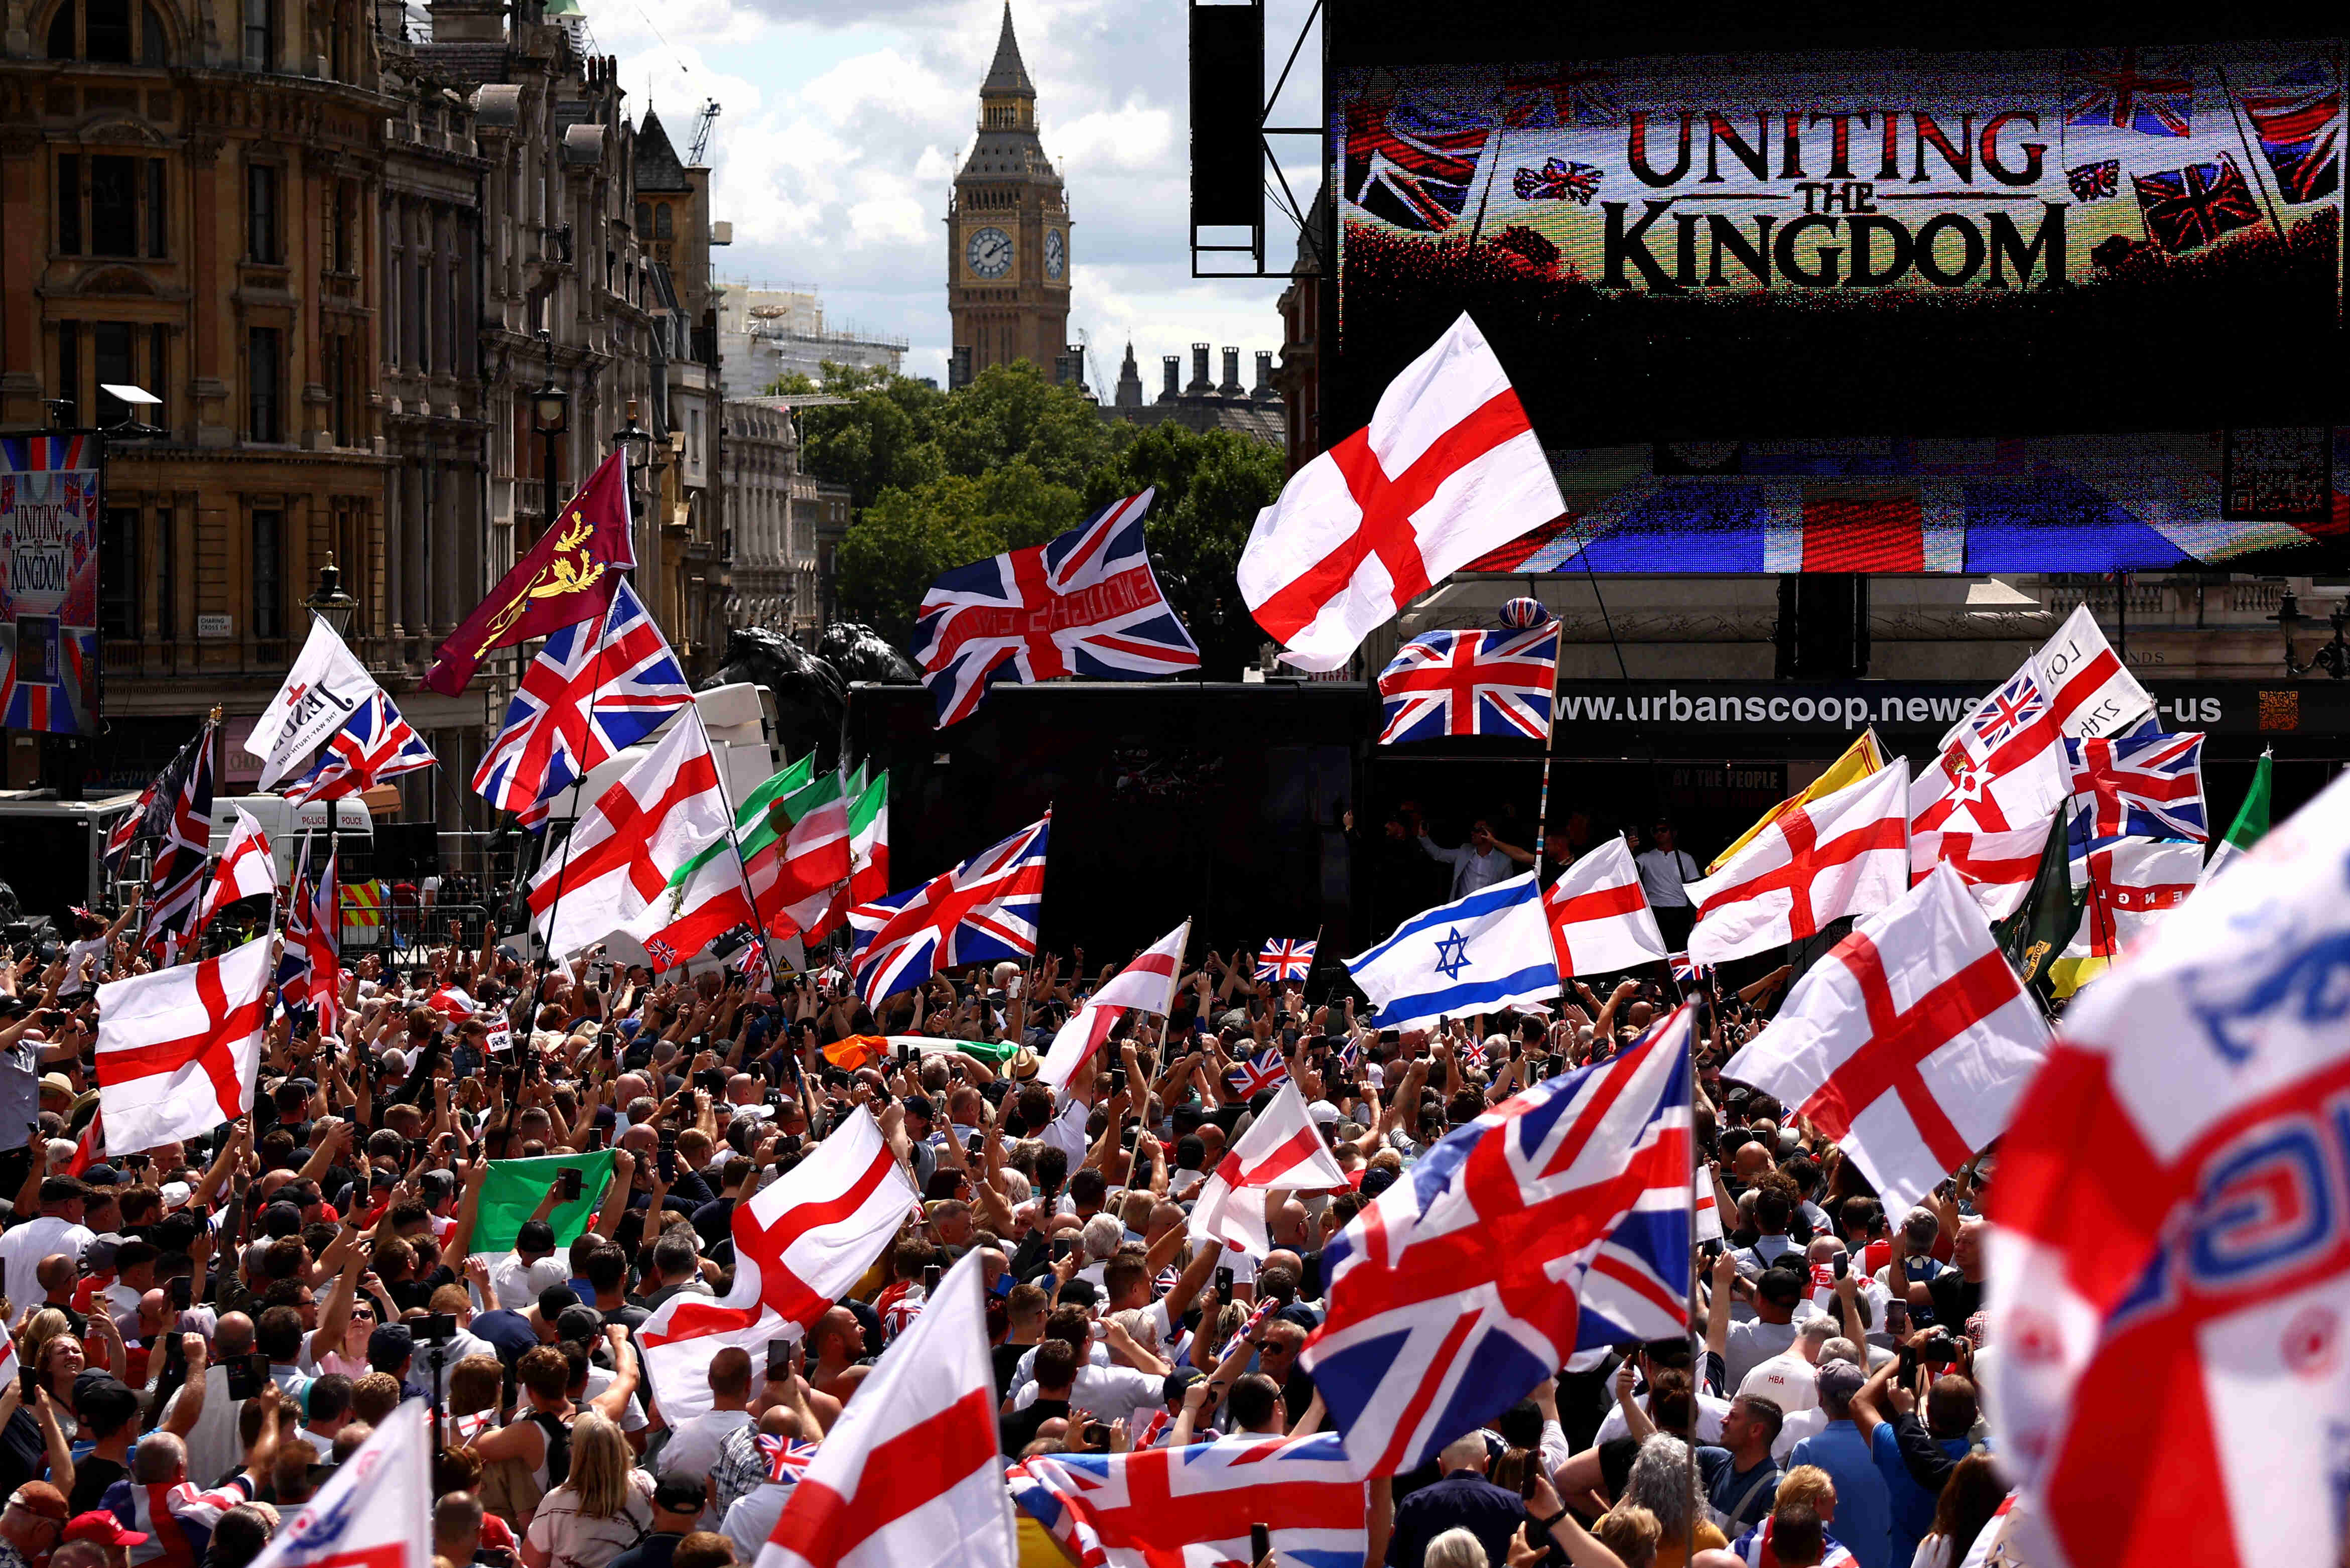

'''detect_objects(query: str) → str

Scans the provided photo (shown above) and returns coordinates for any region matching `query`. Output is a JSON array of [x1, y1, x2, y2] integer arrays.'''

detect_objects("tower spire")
[[983, 4, 1033, 96]]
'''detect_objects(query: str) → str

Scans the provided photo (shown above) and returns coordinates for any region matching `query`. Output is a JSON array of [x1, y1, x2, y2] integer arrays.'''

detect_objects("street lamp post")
[[2276, 592, 2350, 680], [305, 557, 360, 638], [529, 332, 569, 546]]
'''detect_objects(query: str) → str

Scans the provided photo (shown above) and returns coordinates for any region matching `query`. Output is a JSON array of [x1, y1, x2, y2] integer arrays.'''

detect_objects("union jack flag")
[[911, 492, 1199, 729], [1336, 1036, 1360, 1071], [1668, 952, 1697, 983], [1255, 938, 1316, 983], [2133, 155, 2263, 252], [1512, 158, 1604, 204], [1008, 1432, 1369, 1568], [105, 721, 210, 875], [2064, 48, 2195, 136], [1343, 97, 1494, 232], [283, 690, 436, 804], [845, 813, 1050, 1004], [472, 578, 691, 817], [1969, 666, 2051, 752], [753, 1433, 819, 1484], [2065, 159, 2121, 202], [1376, 624, 1559, 745], [275, 835, 340, 1036], [1226, 1047, 1290, 1098], [144, 718, 216, 952], [2241, 62, 2342, 205], [1500, 64, 1619, 128], [1300, 1008, 1693, 1475], [2067, 730, 2207, 842]]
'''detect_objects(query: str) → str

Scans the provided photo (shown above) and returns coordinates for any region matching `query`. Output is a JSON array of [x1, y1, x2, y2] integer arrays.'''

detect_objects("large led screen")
[[1329, 42, 2349, 571]]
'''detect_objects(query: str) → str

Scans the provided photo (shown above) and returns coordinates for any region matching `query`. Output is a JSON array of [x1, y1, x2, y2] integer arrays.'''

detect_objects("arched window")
[[48, 0, 171, 60], [634, 201, 650, 234], [654, 203, 672, 239]]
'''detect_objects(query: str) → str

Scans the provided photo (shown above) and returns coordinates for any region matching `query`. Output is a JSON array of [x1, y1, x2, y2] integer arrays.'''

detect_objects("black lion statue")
[[702, 626, 848, 767], [819, 622, 922, 685]]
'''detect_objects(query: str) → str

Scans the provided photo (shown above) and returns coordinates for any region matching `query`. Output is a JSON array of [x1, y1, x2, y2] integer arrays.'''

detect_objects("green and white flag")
[[467, 1149, 615, 1256], [2199, 749, 2273, 886]]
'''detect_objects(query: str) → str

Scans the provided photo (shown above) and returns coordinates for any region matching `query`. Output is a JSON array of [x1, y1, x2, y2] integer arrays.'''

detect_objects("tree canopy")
[[792, 360, 1287, 679]]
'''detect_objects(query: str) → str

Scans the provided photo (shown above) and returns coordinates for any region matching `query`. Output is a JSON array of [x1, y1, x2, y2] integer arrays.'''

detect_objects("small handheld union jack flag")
[[1511, 158, 1604, 205], [753, 1432, 820, 1483], [1227, 1047, 1290, 1098], [283, 689, 437, 805], [2065, 159, 2120, 202], [1255, 938, 1316, 983]]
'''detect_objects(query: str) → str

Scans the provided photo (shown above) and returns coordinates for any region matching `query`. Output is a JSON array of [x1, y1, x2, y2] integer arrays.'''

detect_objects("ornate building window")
[[45, 0, 170, 61]]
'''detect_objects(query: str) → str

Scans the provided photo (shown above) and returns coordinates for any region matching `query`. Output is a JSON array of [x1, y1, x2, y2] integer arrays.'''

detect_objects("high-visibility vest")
[[342, 879, 384, 935]]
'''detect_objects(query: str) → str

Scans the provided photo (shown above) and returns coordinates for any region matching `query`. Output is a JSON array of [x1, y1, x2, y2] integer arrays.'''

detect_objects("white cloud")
[[597, 0, 1316, 385]]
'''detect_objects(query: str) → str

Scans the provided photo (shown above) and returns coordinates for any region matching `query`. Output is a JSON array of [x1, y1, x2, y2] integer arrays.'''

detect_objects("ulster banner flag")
[[423, 449, 636, 696]]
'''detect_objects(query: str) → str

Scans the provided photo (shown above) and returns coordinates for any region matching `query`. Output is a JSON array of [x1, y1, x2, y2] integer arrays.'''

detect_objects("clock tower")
[[948, 5, 1071, 387]]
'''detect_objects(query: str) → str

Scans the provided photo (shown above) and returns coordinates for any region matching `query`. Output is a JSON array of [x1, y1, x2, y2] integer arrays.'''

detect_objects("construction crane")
[[688, 98, 720, 164], [1075, 327, 1111, 404]]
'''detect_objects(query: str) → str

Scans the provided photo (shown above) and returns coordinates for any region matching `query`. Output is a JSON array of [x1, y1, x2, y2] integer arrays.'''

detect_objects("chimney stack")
[[1220, 347, 1242, 397], [1188, 343, 1211, 395], [1161, 355, 1181, 401], [1253, 350, 1274, 400]]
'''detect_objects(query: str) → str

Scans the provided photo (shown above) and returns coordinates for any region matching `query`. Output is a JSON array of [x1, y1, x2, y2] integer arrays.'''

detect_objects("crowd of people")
[[0, 856, 2007, 1568]]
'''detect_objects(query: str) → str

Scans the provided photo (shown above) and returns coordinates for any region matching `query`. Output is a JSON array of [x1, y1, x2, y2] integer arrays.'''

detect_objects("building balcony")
[[101, 631, 433, 688]]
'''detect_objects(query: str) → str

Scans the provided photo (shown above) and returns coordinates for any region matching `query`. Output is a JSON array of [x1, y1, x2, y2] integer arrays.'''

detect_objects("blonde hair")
[[558, 1412, 635, 1519], [1777, 1464, 1838, 1513], [1595, 1506, 1662, 1568], [20, 1310, 74, 1378], [1423, 1528, 1489, 1568]]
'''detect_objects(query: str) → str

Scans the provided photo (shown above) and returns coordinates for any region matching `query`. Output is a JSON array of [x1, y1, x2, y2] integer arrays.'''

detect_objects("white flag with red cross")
[[1926, 820, 2056, 923], [1938, 602, 2153, 752], [640, 1105, 919, 1423], [1685, 759, 1912, 967], [1237, 314, 1565, 673], [1722, 863, 2050, 1214], [1912, 664, 2070, 852], [95, 935, 272, 1154], [1189, 1079, 1349, 1257], [527, 714, 736, 960], [1039, 918, 1191, 1091], [190, 806, 278, 938], [757, 1248, 1014, 1568], [1540, 837, 1666, 977]]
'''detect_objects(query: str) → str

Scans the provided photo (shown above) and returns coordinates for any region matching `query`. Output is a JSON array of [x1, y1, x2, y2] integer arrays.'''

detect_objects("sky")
[[582, 0, 1326, 394]]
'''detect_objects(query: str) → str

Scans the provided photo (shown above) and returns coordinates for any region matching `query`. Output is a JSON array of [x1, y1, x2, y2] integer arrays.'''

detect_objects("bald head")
[[1438, 1432, 1489, 1474]]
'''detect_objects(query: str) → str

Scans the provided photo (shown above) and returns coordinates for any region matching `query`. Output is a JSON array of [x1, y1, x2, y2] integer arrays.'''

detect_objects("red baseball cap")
[[63, 1511, 147, 1546]]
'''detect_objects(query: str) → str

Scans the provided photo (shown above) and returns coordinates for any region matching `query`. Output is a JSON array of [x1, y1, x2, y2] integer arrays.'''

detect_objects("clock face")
[[966, 226, 1013, 279], [1045, 230, 1065, 280]]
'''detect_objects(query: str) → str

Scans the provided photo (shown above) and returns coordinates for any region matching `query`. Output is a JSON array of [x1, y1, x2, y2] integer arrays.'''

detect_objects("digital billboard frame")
[[1320, 0, 2349, 573]]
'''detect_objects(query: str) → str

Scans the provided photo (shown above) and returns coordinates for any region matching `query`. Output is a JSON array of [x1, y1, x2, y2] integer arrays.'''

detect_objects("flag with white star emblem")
[[1344, 870, 1560, 1030]]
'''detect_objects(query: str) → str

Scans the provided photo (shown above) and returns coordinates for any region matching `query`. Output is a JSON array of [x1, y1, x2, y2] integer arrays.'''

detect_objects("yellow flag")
[[1706, 729, 1888, 875]]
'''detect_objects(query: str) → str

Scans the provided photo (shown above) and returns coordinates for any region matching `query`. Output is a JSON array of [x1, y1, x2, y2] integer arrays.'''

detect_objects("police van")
[[207, 795, 383, 948]]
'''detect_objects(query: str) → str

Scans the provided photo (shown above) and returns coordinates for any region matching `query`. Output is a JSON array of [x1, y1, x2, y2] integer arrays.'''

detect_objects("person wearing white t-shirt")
[[1634, 822, 1702, 949], [659, 1347, 757, 1527], [0, 1177, 95, 1322]]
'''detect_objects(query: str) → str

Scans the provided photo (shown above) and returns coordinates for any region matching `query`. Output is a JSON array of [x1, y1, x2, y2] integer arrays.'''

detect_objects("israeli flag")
[[1345, 870, 1561, 1029]]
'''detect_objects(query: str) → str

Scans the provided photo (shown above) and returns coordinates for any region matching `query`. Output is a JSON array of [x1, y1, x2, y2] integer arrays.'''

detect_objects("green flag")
[[670, 756, 810, 890], [2201, 749, 2272, 883], [1996, 808, 2081, 1007], [468, 1150, 616, 1256]]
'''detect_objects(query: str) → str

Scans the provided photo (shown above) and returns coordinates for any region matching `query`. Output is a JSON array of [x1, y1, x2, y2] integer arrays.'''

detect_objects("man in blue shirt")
[[1385, 1432, 1533, 1568], [1850, 1356, 1982, 1566], [1788, 1360, 1892, 1568]]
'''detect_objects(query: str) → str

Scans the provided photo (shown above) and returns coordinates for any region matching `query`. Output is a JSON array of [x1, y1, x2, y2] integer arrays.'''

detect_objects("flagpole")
[[692, 709, 797, 1063], [523, 592, 621, 1024], [2214, 63, 2287, 235], [1682, 1002, 1703, 1546]]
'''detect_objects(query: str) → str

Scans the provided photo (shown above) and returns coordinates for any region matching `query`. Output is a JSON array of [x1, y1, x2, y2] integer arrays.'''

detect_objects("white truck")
[[0, 790, 146, 924]]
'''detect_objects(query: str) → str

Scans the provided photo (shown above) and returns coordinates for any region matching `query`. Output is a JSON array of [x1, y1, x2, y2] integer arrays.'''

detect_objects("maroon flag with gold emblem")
[[421, 450, 636, 695]]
